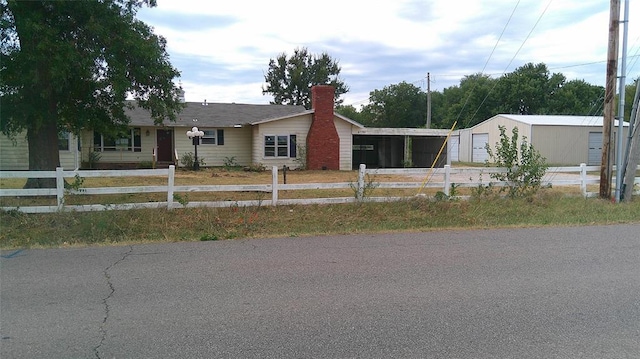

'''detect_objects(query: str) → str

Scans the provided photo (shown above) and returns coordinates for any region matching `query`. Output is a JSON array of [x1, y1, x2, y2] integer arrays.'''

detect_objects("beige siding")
[[473, 116, 532, 157], [532, 125, 628, 165], [459, 116, 533, 163], [252, 114, 312, 169], [335, 118, 354, 170], [460, 115, 631, 165], [176, 127, 252, 167], [86, 126, 252, 168], [0, 132, 29, 170], [1, 132, 80, 170], [457, 129, 473, 162]]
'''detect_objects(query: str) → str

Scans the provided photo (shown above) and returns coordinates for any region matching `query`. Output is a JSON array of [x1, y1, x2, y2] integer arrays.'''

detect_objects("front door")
[[156, 129, 174, 162]]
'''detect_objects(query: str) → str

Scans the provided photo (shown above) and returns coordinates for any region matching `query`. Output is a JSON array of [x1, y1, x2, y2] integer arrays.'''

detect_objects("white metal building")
[[457, 114, 630, 165]]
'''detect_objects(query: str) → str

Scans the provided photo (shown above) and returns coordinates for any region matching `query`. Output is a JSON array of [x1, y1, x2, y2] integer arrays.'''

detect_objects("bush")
[[485, 125, 548, 198], [223, 156, 240, 170], [292, 144, 307, 170], [180, 152, 206, 168]]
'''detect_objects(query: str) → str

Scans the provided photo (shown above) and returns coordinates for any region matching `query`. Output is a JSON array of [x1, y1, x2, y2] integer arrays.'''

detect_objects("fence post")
[[272, 166, 278, 206], [580, 163, 587, 197], [357, 164, 366, 201], [167, 165, 175, 210], [56, 167, 64, 210], [444, 165, 451, 196]]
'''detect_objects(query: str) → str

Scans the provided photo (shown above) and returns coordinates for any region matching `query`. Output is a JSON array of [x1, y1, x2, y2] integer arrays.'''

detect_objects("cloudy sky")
[[137, 0, 640, 107]]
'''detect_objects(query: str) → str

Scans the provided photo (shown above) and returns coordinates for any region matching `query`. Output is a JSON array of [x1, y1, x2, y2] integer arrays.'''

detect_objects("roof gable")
[[250, 109, 365, 128]]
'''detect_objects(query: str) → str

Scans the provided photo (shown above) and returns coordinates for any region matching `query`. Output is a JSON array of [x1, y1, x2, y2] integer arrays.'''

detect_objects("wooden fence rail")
[[0, 164, 638, 213]]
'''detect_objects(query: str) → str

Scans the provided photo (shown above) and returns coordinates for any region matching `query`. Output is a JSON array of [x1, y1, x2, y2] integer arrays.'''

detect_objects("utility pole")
[[600, 0, 620, 199], [426, 72, 432, 129], [622, 80, 640, 201], [615, 0, 629, 202]]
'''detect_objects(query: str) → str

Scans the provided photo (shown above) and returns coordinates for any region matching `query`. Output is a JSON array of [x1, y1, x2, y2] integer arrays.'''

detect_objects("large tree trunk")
[[24, 120, 61, 189]]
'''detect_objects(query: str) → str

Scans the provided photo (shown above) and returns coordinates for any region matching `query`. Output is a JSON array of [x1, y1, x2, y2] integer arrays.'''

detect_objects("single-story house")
[[0, 85, 452, 171], [456, 114, 630, 165]]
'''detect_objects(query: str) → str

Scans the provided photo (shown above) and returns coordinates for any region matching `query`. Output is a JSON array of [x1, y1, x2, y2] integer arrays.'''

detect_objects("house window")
[[201, 130, 216, 145], [264, 134, 296, 158], [93, 128, 142, 152], [200, 129, 224, 145], [58, 131, 70, 151]]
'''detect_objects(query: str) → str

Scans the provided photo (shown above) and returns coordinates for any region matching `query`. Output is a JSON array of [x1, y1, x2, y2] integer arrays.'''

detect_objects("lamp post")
[[186, 126, 205, 170]]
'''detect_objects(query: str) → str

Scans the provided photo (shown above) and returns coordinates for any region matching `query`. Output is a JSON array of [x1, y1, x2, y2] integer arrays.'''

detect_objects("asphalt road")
[[1, 225, 639, 358]]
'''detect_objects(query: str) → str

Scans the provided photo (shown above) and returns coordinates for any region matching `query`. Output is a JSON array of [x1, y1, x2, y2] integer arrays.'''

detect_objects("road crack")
[[93, 245, 134, 359]]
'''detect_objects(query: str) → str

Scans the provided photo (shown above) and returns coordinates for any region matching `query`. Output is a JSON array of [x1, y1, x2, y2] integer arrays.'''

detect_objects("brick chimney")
[[307, 85, 340, 170]]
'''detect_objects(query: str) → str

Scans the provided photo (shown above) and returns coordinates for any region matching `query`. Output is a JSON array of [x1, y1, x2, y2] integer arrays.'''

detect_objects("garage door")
[[449, 135, 459, 162], [588, 132, 602, 165], [472, 133, 489, 163]]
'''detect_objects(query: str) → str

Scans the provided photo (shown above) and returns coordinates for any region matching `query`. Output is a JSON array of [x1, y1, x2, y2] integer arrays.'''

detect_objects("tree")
[[436, 63, 605, 129], [428, 91, 447, 129], [548, 79, 604, 115], [623, 78, 639, 121], [335, 104, 370, 125], [360, 82, 426, 128], [441, 73, 498, 128], [262, 47, 348, 109], [494, 63, 565, 115], [1, 0, 183, 188]]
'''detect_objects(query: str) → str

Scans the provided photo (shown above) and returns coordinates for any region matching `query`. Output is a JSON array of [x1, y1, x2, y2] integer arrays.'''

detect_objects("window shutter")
[[217, 129, 224, 145], [289, 135, 297, 157]]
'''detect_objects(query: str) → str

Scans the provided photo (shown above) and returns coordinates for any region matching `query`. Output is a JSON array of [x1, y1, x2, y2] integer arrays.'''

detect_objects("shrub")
[[180, 152, 206, 168], [485, 125, 548, 198], [292, 144, 307, 170], [350, 173, 379, 200], [223, 156, 240, 170]]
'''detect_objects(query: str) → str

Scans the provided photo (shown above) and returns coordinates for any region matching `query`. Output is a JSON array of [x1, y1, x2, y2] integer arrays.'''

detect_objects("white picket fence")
[[0, 164, 637, 214]]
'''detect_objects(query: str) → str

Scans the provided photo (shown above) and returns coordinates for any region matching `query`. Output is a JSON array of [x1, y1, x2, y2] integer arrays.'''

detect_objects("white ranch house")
[[0, 86, 452, 171]]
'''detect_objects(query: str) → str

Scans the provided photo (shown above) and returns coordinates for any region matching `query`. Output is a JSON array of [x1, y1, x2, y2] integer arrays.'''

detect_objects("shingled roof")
[[125, 101, 308, 128]]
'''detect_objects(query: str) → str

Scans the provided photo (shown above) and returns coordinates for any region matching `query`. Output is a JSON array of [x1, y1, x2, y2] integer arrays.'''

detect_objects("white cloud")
[[139, 0, 640, 106], [180, 80, 271, 104]]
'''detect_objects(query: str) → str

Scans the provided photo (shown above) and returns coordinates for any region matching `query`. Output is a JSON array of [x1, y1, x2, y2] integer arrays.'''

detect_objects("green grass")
[[1, 192, 639, 249]]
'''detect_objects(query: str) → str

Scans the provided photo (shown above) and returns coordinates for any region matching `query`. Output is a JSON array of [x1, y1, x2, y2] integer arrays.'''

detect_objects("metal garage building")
[[457, 114, 630, 166]]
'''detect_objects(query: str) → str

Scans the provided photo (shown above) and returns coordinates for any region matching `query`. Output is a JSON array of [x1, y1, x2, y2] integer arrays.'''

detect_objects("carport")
[[352, 128, 451, 169]]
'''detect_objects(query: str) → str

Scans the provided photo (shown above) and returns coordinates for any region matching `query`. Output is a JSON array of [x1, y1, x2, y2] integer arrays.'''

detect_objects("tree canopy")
[[344, 63, 606, 130], [262, 47, 348, 110], [359, 82, 426, 128], [1, 0, 183, 186]]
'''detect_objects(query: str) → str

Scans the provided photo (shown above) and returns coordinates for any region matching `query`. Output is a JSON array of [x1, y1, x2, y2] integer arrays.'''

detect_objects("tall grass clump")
[[2, 192, 639, 249]]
